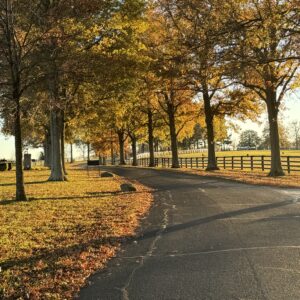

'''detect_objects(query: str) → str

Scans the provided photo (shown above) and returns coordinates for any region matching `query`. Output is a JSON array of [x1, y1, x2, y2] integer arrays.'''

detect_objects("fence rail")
[[137, 148, 208, 159], [136, 156, 300, 174]]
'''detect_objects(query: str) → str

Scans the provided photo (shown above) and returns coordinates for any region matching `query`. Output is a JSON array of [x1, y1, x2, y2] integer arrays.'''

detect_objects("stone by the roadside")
[[120, 183, 137, 192], [101, 172, 114, 178]]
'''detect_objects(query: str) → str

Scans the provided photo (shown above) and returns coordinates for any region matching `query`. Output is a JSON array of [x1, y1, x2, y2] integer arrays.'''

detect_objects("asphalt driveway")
[[80, 167, 300, 300]]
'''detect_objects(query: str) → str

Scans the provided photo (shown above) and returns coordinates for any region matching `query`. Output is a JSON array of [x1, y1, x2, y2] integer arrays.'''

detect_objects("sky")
[[231, 93, 300, 145], [1, 94, 300, 160]]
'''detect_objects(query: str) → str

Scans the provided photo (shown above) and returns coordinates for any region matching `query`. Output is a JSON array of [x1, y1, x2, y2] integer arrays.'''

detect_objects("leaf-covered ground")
[[173, 168, 300, 188], [0, 167, 152, 299]]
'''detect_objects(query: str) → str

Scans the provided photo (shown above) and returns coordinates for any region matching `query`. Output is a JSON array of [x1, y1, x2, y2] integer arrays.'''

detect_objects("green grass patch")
[[0, 167, 152, 299]]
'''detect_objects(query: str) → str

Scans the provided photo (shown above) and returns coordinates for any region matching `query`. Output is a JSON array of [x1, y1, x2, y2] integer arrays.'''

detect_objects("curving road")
[[80, 167, 300, 300]]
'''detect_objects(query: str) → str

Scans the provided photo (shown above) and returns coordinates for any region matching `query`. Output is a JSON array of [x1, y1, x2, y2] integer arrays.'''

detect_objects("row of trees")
[[0, 0, 299, 201], [238, 122, 294, 150]]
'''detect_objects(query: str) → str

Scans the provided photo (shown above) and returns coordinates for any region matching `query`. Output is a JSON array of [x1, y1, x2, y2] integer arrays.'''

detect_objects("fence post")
[[261, 156, 265, 171], [287, 156, 290, 174], [190, 158, 193, 168], [241, 156, 243, 170], [223, 157, 226, 169], [251, 156, 254, 171], [185, 158, 188, 168], [232, 156, 234, 170], [202, 157, 205, 169], [196, 157, 199, 168]]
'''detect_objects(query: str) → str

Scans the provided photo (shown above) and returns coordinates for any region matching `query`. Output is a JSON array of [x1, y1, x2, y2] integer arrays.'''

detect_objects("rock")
[[120, 183, 137, 192], [101, 172, 114, 178]]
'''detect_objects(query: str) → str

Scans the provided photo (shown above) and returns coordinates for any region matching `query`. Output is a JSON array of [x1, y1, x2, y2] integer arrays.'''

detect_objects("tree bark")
[[110, 141, 114, 165], [117, 131, 126, 165], [87, 142, 91, 161], [266, 91, 284, 176], [203, 85, 219, 171], [14, 99, 27, 201], [70, 143, 74, 163], [131, 135, 138, 166], [43, 141, 47, 163], [61, 111, 68, 175], [167, 103, 180, 168], [48, 110, 66, 181], [154, 139, 159, 152], [147, 109, 155, 167], [44, 130, 52, 168]]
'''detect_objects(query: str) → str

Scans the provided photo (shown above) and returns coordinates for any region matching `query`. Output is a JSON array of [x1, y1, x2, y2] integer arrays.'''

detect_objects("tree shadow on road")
[[136, 199, 296, 241], [0, 190, 147, 206]]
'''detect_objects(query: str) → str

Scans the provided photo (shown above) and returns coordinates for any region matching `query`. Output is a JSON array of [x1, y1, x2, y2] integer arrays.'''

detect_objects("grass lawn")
[[157, 150, 300, 158], [0, 166, 152, 299]]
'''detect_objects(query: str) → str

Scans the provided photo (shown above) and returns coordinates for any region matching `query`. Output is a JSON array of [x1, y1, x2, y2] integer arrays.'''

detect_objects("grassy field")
[[0, 166, 152, 299], [160, 150, 300, 158]]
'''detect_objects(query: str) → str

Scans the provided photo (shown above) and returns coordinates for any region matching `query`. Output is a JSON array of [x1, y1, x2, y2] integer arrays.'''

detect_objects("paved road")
[[80, 167, 300, 300]]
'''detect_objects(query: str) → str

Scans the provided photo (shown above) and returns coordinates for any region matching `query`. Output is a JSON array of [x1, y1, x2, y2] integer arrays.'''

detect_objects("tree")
[[0, 1, 49, 201], [260, 122, 291, 150], [238, 130, 261, 149], [136, 76, 160, 167], [125, 99, 147, 166], [144, 6, 198, 168], [290, 121, 300, 150], [156, 0, 261, 171], [226, 0, 300, 176], [192, 123, 205, 149], [33, 0, 124, 180]]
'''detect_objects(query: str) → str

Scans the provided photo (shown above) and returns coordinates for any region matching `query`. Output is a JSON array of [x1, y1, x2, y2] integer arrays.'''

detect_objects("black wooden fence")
[[136, 156, 300, 174]]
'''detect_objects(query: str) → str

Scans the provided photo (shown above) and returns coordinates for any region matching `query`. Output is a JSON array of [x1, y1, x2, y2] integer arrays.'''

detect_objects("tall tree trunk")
[[61, 111, 68, 175], [87, 142, 90, 161], [43, 141, 47, 164], [167, 103, 180, 168], [70, 143, 74, 163], [266, 91, 284, 177], [147, 109, 155, 167], [131, 135, 138, 166], [203, 86, 219, 171], [48, 110, 66, 181], [117, 131, 126, 165], [14, 98, 27, 201], [44, 130, 52, 167], [111, 140, 114, 165], [154, 139, 159, 152]]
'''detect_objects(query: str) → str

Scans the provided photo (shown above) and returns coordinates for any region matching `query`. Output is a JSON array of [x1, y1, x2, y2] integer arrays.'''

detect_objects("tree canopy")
[[1, 0, 299, 200]]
